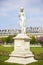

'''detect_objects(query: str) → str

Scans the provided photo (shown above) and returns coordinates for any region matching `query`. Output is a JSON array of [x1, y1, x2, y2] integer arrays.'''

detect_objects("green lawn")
[[0, 46, 43, 65], [30, 47, 43, 53], [30, 47, 43, 60], [0, 46, 13, 61], [27, 60, 43, 65], [0, 46, 13, 53]]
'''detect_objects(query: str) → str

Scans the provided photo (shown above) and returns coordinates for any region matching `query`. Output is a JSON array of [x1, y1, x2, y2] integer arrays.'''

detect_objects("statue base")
[[5, 33, 37, 64], [5, 56, 36, 64]]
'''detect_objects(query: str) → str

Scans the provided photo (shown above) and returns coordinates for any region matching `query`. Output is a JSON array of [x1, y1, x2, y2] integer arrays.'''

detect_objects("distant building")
[[26, 27, 43, 33], [0, 27, 43, 37], [0, 29, 16, 37]]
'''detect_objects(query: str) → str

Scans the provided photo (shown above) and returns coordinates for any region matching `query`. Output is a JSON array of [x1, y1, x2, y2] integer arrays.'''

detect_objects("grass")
[[0, 46, 43, 65], [0, 62, 22, 65], [27, 60, 43, 65], [0, 46, 13, 61], [30, 47, 43, 60], [30, 47, 43, 53], [0, 46, 13, 53]]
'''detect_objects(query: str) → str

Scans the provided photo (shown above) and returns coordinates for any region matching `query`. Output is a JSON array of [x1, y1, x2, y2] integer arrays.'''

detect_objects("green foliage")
[[0, 46, 13, 54], [1, 37, 7, 43], [1, 35, 14, 44], [34, 53, 43, 60], [0, 55, 9, 61], [30, 47, 43, 53], [0, 62, 22, 65], [30, 47, 43, 60], [30, 36, 36, 44], [0, 46, 13, 62], [6, 35, 14, 43]]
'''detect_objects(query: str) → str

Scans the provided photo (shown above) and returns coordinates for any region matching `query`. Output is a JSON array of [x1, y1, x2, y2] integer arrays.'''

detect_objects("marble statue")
[[19, 7, 26, 33], [5, 7, 36, 64]]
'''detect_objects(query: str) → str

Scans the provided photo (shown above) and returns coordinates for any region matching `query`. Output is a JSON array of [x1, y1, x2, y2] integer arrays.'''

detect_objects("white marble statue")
[[19, 7, 26, 33], [5, 7, 36, 64]]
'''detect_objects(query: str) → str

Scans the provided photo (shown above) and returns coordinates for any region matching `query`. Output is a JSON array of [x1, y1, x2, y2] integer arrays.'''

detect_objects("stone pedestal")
[[5, 33, 36, 64]]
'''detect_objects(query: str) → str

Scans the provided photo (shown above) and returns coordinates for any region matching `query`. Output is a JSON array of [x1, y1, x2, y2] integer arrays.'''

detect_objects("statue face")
[[20, 7, 24, 12], [21, 9, 23, 12]]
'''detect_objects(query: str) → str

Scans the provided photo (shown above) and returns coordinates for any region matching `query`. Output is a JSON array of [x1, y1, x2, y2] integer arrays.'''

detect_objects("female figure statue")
[[19, 7, 26, 33]]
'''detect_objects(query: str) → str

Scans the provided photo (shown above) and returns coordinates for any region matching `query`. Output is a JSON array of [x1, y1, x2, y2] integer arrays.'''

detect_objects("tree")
[[1, 37, 7, 45], [37, 37, 43, 46], [6, 35, 14, 43], [0, 38, 3, 45], [30, 36, 36, 44]]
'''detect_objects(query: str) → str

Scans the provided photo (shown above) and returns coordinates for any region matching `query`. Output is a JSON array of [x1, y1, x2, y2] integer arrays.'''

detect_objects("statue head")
[[20, 7, 24, 12]]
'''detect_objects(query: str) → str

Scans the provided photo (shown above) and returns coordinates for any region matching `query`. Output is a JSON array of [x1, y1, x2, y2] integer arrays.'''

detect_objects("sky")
[[0, 0, 43, 29]]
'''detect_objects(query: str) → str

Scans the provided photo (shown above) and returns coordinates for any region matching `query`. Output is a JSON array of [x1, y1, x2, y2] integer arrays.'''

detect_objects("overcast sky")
[[0, 0, 43, 29]]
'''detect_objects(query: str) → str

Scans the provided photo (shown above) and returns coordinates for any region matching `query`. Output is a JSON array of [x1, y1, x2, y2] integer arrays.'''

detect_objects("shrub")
[[36, 37, 43, 46], [30, 36, 36, 44], [6, 35, 14, 43], [1, 37, 7, 44], [32, 52, 43, 60]]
